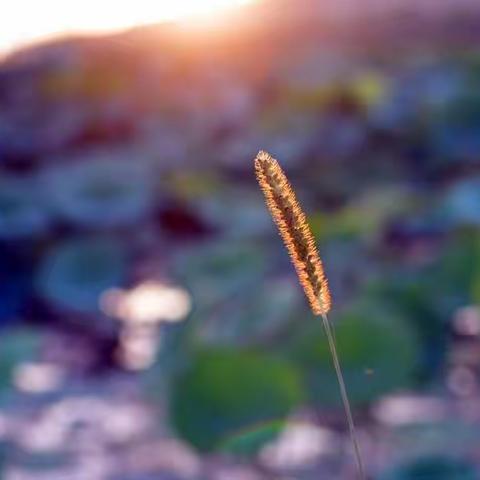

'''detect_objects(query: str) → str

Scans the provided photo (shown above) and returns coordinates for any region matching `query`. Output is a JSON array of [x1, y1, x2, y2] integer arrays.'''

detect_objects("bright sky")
[[0, 0, 253, 53]]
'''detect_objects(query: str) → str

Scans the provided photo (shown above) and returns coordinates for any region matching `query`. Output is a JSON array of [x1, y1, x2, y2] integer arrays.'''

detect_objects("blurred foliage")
[[0, 328, 41, 392], [311, 185, 418, 241], [0, 177, 49, 239], [378, 456, 477, 480], [44, 155, 154, 228], [175, 242, 268, 312], [431, 230, 480, 310], [194, 277, 301, 347], [364, 229, 480, 381], [365, 271, 448, 381], [170, 349, 303, 453], [443, 180, 480, 227], [36, 237, 127, 313], [219, 278, 301, 345], [290, 303, 419, 406]]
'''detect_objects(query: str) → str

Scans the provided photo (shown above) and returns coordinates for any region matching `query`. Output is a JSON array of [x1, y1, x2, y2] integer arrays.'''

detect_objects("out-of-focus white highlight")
[[261, 421, 340, 469], [14, 396, 151, 454], [447, 366, 477, 397], [101, 282, 191, 325], [453, 306, 480, 336], [373, 394, 447, 426], [13, 362, 65, 394], [101, 281, 191, 370]]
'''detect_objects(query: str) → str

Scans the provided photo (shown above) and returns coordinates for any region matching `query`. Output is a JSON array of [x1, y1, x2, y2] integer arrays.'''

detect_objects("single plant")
[[255, 150, 365, 479]]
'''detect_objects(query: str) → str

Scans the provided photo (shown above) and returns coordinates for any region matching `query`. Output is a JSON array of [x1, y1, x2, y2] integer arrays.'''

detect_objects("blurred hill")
[[1, 0, 480, 171]]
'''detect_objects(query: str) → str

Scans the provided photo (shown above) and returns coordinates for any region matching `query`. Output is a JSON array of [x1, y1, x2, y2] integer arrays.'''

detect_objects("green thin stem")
[[321, 313, 365, 480]]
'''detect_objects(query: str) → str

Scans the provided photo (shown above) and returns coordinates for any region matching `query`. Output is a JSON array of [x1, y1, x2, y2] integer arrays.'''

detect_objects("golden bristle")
[[255, 150, 331, 316]]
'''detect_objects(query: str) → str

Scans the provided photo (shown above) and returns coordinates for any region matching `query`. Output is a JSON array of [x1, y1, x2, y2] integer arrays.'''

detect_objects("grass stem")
[[321, 313, 365, 480]]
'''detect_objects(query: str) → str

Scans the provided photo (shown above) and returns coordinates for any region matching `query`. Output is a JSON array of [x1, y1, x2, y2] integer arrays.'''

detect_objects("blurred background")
[[1, 0, 480, 478]]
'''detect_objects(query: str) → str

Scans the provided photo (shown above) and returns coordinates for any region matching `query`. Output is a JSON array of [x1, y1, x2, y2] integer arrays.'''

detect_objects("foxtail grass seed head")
[[255, 151, 365, 479], [255, 150, 331, 316]]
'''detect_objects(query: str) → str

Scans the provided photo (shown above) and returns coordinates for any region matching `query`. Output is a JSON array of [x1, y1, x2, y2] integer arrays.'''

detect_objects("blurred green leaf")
[[170, 349, 303, 453], [365, 270, 448, 381], [290, 303, 419, 406], [430, 230, 480, 309]]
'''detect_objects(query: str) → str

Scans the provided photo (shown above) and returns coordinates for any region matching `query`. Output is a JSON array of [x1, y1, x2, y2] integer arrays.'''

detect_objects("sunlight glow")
[[1, 0, 254, 54]]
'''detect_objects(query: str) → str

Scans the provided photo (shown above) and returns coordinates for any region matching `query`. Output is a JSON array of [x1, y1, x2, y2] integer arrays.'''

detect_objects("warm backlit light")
[[1, 0, 253, 53]]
